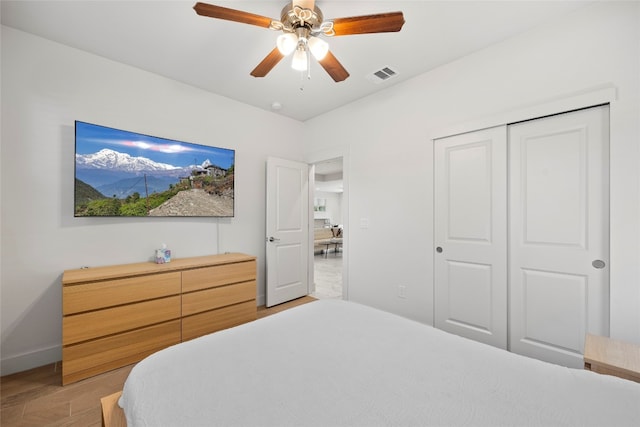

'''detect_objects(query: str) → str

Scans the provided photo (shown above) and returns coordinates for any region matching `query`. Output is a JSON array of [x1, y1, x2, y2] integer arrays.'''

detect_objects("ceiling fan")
[[193, 1, 405, 82]]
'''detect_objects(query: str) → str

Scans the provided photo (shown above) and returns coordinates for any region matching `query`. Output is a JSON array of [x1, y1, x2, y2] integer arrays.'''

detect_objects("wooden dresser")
[[62, 253, 256, 385]]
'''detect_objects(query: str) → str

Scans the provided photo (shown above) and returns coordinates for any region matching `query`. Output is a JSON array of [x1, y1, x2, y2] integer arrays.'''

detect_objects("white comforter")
[[120, 299, 640, 426]]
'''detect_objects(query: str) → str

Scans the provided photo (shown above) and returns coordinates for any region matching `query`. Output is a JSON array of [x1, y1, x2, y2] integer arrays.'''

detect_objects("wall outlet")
[[398, 285, 407, 299]]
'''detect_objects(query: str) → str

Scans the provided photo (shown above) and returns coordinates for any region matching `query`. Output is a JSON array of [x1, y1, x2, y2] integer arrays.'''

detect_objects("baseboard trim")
[[1, 344, 61, 376]]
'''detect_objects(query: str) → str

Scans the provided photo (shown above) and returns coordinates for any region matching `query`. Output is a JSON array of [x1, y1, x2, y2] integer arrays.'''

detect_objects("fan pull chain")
[[299, 70, 306, 91], [298, 43, 311, 88]]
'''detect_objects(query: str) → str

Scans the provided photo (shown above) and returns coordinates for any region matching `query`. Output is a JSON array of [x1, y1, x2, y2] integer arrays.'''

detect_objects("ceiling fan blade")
[[193, 2, 274, 28], [331, 12, 405, 36], [250, 48, 285, 78], [318, 51, 350, 82]]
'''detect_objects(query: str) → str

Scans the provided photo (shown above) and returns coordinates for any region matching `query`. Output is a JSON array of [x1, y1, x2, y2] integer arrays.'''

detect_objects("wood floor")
[[0, 296, 317, 427]]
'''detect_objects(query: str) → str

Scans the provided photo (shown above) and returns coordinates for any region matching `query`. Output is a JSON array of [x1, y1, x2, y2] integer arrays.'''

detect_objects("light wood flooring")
[[0, 296, 317, 427]]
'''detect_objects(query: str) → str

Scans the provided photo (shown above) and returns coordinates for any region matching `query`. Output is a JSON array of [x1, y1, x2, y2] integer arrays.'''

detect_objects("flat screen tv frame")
[[74, 120, 235, 217]]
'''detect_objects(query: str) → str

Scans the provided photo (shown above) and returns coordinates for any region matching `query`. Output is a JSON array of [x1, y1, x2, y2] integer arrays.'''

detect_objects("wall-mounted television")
[[74, 121, 235, 217]]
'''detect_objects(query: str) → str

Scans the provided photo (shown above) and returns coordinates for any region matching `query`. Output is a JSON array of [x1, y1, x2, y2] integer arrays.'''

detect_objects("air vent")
[[366, 66, 399, 84]]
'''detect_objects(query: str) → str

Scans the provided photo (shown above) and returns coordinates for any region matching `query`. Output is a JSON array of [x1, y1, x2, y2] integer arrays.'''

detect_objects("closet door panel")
[[521, 128, 586, 247], [446, 261, 493, 333], [434, 126, 508, 349], [447, 144, 492, 241], [520, 269, 587, 354], [509, 106, 609, 368]]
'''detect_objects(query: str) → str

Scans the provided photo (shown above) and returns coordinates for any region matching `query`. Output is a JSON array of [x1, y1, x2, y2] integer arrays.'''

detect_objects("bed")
[[117, 299, 640, 426]]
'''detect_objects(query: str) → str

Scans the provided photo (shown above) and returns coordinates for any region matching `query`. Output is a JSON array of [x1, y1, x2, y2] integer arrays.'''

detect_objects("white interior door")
[[434, 126, 508, 349], [509, 106, 610, 368], [266, 157, 309, 307]]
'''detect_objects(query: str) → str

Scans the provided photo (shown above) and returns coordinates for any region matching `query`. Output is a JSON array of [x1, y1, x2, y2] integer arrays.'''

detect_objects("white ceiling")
[[1, 1, 594, 121]]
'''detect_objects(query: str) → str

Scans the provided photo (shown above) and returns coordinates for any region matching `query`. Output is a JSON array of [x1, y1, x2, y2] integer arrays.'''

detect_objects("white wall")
[[304, 1, 640, 344], [0, 26, 305, 374]]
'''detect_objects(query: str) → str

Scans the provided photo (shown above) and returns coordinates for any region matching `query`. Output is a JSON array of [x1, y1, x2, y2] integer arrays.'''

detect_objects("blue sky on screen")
[[75, 121, 234, 169]]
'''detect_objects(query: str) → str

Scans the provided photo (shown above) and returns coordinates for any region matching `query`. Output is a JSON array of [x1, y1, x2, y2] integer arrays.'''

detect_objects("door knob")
[[267, 237, 281, 242], [436, 247, 443, 253], [592, 260, 606, 269]]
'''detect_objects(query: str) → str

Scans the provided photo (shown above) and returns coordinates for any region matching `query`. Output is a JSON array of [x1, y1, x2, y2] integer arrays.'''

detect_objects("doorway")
[[311, 157, 343, 299]]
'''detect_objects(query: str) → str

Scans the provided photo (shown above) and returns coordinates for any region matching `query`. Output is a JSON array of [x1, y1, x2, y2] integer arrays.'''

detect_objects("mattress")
[[119, 299, 640, 426]]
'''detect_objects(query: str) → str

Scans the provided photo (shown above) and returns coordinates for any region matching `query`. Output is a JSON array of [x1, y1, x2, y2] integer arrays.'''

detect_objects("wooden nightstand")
[[584, 334, 640, 383]]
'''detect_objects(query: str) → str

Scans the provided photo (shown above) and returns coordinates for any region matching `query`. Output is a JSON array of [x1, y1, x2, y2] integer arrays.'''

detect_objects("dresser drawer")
[[182, 260, 256, 293], [61, 253, 257, 384], [62, 320, 181, 385], [182, 300, 256, 341], [63, 295, 181, 345], [182, 281, 255, 317], [63, 272, 181, 315]]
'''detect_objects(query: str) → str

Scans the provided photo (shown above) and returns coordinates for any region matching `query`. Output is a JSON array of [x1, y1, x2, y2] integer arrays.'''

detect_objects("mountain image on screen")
[[74, 121, 235, 217], [76, 149, 192, 197]]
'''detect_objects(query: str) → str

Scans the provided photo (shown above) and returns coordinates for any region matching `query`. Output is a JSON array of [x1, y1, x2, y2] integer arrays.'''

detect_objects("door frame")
[[306, 147, 350, 300], [430, 86, 617, 328], [433, 107, 610, 365], [431, 87, 616, 141]]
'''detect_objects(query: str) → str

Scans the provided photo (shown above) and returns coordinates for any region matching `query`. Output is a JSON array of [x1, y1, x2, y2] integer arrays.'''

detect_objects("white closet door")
[[509, 106, 609, 368], [434, 126, 508, 349]]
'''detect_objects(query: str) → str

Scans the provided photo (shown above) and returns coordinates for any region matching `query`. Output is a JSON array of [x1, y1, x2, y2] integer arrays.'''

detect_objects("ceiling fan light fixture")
[[308, 36, 328, 60], [193, 2, 405, 82], [291, 46, 308, 71], [276, 33, 297, 55]]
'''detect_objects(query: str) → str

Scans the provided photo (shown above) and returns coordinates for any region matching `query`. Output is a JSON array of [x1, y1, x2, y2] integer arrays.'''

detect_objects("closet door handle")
[[592, 260, 606, 269], [436, 247, 443, 253]]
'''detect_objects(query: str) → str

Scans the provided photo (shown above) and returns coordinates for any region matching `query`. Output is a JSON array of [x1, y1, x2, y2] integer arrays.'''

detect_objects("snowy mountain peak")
[[76, 149, 181, 172]]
